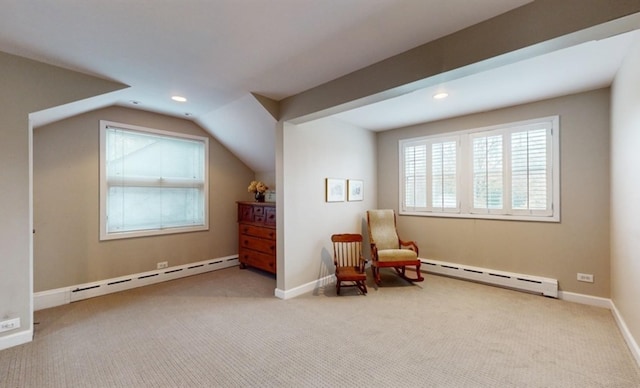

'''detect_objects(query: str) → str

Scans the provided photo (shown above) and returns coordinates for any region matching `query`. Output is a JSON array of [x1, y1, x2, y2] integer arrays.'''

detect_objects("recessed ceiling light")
[[171, 96, 187, 102], [433, 92, 449, 100]]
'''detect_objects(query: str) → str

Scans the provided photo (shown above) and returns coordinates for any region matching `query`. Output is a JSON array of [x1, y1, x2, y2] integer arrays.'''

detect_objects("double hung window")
[[100, 121, 209, 240], [400, 116, 559, 222]]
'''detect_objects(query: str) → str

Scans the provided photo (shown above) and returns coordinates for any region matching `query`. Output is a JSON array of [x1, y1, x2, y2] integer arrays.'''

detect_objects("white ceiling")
[[2, 0, 637, 173]]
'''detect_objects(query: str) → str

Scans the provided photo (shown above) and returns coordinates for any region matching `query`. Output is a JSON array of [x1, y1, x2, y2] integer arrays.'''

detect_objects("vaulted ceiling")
[[1, 1, 638, 173]]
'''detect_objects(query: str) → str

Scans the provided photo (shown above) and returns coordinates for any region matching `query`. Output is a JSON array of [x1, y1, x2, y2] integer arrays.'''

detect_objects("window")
[[100, 121, 209, 240], [400, 116, 559, 222], [402, 137, 459, 213]]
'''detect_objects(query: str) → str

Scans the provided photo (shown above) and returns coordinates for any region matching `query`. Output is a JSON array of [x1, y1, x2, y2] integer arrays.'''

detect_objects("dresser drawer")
[[240, 224, 275, 240], [240, 249, 276, 273], [240, 235, 276, 254]]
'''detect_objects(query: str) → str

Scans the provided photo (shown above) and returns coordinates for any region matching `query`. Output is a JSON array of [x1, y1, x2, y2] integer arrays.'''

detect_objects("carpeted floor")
[[1, 267, 639, 387]]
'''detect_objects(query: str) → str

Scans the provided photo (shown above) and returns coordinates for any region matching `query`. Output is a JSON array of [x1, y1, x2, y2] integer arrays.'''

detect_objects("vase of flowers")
[[248, 180, 268, 202]]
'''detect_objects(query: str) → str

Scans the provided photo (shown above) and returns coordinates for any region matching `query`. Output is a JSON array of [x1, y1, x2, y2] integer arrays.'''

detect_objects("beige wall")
[[611, 36, 640, 356], [0, 51, 125, 348], [33, 106, 254, 291], [376, 89, 611, 297], [278, 119, 377, 292]]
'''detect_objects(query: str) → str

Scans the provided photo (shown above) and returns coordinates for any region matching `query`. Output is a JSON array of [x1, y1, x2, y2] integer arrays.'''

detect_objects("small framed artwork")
[[348, 179, 364, 201], [326, 178, 346, 202], [265, 190, 276, 202]]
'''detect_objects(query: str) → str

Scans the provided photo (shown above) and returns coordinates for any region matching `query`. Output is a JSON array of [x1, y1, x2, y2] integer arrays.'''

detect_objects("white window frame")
[[99, 120, 209, 240], [401, 136, 461, 214], [399, 116, 560, 222]]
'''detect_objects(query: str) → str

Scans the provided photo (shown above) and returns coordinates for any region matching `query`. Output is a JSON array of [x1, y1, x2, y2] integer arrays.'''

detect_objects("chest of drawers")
[[237, 201, 276, 274]]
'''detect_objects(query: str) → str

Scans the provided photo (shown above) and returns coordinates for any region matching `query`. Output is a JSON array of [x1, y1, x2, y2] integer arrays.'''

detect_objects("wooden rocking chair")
[[331, 234, 367, 295], [366, 209, 424, 285]]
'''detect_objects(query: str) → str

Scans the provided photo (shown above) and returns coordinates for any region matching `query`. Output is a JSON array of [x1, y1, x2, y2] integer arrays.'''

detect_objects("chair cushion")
[[377, 249, 418, 262]]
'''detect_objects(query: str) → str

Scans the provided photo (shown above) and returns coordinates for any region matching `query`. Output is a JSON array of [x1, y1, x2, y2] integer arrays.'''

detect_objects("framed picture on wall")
[[348, 179, 364, 201], [326, 178, 346, 202]]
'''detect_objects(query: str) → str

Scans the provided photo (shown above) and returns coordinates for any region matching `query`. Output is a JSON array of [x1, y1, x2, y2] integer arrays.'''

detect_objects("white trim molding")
[[610, 302, 640, 367], [557, 291, 612, 309], [275, 274, 334, 300], [0, 329, 32, 351]]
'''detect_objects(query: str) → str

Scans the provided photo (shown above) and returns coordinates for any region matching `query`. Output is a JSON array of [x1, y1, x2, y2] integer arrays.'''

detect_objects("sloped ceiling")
[[1, 0, 532, 173], [2, 1, 639, 174]]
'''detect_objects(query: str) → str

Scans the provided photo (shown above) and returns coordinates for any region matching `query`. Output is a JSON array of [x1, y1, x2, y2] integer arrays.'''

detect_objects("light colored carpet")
[[1, 267, 639, 387]]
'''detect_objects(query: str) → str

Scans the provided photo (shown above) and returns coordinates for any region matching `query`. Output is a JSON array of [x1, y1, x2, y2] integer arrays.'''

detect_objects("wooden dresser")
[[237, 201, 276, 274]]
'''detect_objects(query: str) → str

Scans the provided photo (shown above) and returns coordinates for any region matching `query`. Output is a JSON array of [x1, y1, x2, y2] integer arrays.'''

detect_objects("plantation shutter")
[[511, 126, 552, 215], [431, 140, 458, 211], [472, 133, 504, 212], [403, 142, 427, 210]]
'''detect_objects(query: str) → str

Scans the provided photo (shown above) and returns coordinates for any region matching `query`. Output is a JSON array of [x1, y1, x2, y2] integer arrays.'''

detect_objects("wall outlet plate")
[[157, 261, 168, 270], [577, 273, 594, 283], [0, 318, 20, 333]]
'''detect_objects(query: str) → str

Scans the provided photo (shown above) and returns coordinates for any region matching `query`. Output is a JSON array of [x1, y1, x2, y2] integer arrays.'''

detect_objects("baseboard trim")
[[0, 329, 32, 351], [34, 256, 239, 310], [275, 274, 334, 300], [611, 302, 640, 367], [557, 291, 613, 309]]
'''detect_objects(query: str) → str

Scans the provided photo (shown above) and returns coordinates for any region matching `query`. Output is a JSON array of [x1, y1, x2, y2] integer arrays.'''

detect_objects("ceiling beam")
[[280, 0, 640, 123]]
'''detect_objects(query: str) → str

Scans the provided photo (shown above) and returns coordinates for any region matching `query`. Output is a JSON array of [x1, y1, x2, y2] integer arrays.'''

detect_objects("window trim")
[[399, 116, 560, 222], [99, 120, 209, 240]]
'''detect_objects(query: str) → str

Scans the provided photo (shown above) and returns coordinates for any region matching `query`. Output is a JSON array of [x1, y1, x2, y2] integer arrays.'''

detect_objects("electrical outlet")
[[157, 261, 168, 270], [0, 318, 20, 333], [577, 273, 594, 283]]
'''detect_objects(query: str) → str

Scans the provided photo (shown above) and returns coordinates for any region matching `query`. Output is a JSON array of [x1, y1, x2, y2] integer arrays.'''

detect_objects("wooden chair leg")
[[372, 266, 381, 285], [359, 281, 367, 295]]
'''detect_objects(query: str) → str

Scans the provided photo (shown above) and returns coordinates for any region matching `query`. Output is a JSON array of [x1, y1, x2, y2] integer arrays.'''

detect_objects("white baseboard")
[[34, 256, 239, 310], [610, 302, 640, 367], [557, 291, 613, 309], [0, 329, 32, 351], [275, 274, 334, 300]]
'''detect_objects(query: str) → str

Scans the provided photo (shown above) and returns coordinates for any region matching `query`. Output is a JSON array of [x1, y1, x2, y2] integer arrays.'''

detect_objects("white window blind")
[[472, 134, 504, 212], [431, 140, 458, 210], [401, 137, 459, 212], [100, 121, 209, 240], [403, 143, 427, 209], [400, 116, 559, 222], [511, 128, 549, 213]]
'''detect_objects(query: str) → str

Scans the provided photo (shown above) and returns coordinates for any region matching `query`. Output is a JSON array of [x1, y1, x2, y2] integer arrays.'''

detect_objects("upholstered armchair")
[[367, 209, 424, 285]]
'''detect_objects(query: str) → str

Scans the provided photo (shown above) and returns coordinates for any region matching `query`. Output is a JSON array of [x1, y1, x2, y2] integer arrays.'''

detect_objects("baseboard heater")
[[69, 257, 239, 303], [34, 256, 239, 310], [421, 259, 558, 298]]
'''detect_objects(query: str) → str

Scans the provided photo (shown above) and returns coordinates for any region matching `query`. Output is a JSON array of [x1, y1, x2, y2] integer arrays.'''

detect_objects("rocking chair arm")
[[370, 243, 379, 262], [399, 239, 419, 255]]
